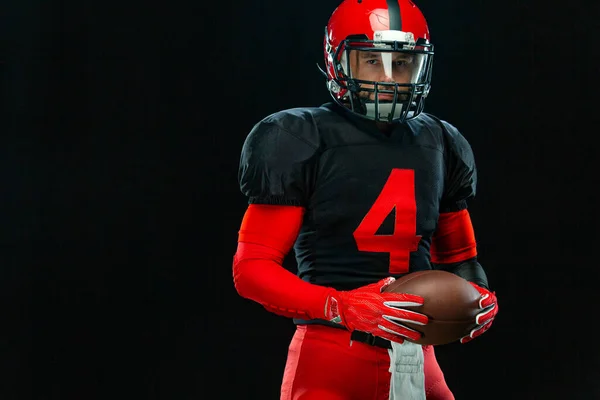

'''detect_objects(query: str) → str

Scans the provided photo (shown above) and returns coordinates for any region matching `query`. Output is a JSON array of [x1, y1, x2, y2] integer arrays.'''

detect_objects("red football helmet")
[[321, 0, 434, 123]]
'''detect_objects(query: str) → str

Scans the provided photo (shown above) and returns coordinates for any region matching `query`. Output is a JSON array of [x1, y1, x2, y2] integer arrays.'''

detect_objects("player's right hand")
[[325, 277, 428, 343]]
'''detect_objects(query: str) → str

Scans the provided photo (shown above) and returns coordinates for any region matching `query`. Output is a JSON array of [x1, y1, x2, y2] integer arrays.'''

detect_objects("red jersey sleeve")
[[430, 209, 478, 264]]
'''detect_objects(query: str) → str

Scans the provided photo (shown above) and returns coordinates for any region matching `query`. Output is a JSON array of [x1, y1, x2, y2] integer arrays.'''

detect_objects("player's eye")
[[393, 59, 415, 71], [394, 57, 413, 65]]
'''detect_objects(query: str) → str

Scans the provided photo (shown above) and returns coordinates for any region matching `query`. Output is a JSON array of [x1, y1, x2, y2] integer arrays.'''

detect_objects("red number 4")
[[353, 169, 421, 274]]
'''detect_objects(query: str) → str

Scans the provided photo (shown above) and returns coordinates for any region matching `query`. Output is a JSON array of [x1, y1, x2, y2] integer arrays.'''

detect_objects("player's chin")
[[376, 95, 396, 102], [368, 94, 409, 102]]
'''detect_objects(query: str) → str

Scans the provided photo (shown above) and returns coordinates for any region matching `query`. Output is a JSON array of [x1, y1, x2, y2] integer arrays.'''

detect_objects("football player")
[[232, 0, 499, 398]]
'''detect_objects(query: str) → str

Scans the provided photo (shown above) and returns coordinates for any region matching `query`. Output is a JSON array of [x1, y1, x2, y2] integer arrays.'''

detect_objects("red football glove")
[[325, 277, 428, 343], [460, 282, 499, 344]]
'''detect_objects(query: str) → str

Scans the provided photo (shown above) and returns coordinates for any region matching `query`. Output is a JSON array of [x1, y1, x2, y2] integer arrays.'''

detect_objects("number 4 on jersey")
[[353, 168, 421, 274]]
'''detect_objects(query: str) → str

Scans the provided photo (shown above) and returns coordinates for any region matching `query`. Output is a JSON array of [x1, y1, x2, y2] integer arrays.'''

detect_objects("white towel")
[[388, 340, 426, 400]]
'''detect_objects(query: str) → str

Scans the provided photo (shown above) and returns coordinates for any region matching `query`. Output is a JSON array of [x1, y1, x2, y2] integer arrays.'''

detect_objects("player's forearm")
[[233, 242, 332, 320], [432, 257, 489, 289]]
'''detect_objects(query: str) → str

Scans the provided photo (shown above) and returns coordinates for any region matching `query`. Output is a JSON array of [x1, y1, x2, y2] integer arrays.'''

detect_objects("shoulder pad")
[[238, 109, 320, 205]]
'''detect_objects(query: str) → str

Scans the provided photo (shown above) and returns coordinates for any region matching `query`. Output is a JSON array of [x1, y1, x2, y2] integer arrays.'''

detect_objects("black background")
[[3, 0, 600, 399]]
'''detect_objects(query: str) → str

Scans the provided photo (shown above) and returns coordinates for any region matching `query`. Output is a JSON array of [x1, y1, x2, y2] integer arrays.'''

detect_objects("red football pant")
[[281, 324, 454, 400]]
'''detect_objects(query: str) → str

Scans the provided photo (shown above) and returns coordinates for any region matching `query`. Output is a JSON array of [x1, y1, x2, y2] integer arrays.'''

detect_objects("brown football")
[[383, 270, 481, 345]]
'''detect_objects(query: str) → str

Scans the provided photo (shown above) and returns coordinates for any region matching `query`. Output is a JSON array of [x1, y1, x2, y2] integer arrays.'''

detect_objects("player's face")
[[348, 50, 417, 102]]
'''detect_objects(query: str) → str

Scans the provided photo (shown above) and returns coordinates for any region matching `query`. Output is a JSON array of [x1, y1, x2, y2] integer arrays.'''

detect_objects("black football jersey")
[[238, 102, 476, 291]]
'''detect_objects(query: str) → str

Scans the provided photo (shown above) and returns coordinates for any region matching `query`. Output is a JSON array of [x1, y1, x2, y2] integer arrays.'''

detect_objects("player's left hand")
[[460, 282, 498, 344]]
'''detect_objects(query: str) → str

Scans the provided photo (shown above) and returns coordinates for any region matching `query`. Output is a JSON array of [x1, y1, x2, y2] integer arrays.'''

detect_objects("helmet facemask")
[[327, 30, 434, 123]]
